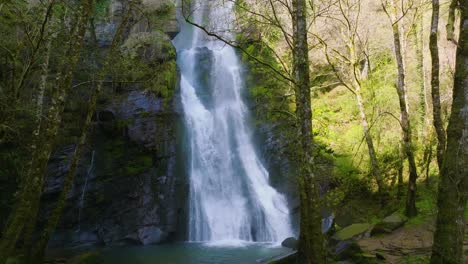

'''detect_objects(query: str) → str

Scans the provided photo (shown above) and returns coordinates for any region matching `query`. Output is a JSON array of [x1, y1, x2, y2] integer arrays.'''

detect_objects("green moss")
[[332, 223, 373, 240], [117, 32, 177, 104], [123, 154, 153, 176], [94, 0, 111, 18], [406, 186, 437, 226]]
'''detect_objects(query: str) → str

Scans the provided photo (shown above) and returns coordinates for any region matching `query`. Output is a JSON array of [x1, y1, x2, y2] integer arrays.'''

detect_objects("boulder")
[[332, 223, 373, 241], [371, 212, 408, 236], [322, 214, 335, 235], [335, 240, 363, 261], [334, 241, 382, 263], [281, 237, 298, 249], [138, 226, 167, 245]]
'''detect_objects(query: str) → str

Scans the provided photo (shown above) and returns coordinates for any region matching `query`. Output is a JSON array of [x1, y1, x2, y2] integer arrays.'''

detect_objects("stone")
[[281, 237, 298, 249], [335, 240, 363, 261], [137, 226, 166, 245], [371, 212, 408, 236], [122, 32, 176, 65], [322, 213, 335, 235], [332, 223, 373, 241]]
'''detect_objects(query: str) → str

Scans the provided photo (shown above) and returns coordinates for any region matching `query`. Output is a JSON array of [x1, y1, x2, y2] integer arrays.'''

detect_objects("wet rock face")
[[43, 86, 182, 248], [40, 0, 183, 249]]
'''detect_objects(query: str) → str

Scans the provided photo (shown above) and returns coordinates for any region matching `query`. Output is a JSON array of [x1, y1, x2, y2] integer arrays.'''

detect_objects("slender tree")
[[383, 0, 419, 217], [318, 0, 385, 200], [429, 0, 446, 171], [430, 1, 467, 263], [0, 0, 94, 261]]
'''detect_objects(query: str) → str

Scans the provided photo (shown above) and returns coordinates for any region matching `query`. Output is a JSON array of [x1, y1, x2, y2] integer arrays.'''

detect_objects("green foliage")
[[405, 184, 438, 226], [124, 154, 153, 176], [94, 0, 111, 18], [116, 32, 177, 104]]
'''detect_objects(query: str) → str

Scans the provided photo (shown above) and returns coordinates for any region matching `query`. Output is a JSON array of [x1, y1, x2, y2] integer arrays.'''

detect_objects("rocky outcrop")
[[281, 237, 298, 249], [40, 0, 184, 248], [371, 211, 408, 236], [332, 223, 373, 241]]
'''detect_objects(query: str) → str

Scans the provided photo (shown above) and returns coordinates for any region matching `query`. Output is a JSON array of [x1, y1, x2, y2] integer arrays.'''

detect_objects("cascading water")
[[77, 150, 95, 232], [173, 0, 293, 243]]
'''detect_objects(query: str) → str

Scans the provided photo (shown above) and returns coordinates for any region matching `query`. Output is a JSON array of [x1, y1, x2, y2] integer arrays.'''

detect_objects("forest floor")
[[346, 180, 468, 264], [329, 175, 468, 263], [358, 218, 468, 263]]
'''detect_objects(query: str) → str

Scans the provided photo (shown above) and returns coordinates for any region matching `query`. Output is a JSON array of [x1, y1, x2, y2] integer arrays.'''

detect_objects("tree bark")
[[430, 2, 468, 263], [446, 0, 458, 42], [389, 0, 419, 217], [355, 90, 384, 197], [292, 0, 326, 262], [430, 0, 447, 172], [21, 15, 57, 253], [397, 143, 404, 200], [413, 13, 429, 138], [0, 1, 93, 261]]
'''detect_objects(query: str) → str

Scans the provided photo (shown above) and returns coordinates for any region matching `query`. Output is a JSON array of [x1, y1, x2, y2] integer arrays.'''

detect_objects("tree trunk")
[[21, 18, 56, 254], [429, 0, 446, 172], [389, 2, 419, 217], [0, 1, 93, 261], [31, 83, 99, 263], [430, 3, 468, 263], [424, 142, 433, 186], [355, 90, 384, 197], [397, 143, 404, 200], [446, 0, 458, 42], [292, 0, 326, 262], [413, 13, 428, 138], [413, 11, 434, 186]]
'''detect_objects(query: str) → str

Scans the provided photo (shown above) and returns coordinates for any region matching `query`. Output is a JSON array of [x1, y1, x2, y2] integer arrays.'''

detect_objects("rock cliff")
[[40, 0, 185, 248]]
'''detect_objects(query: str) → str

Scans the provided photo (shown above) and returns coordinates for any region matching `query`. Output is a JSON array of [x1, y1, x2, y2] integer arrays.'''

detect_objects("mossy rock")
[[281, 237, 298, 249], [333, 223, 373, 241], [122, 31, 176, 64], [371, 211, 408, 236], [334, 240, 363, 260]]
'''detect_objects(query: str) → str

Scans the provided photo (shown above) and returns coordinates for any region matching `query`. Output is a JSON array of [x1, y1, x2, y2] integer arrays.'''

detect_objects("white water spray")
[[174, 0, 292, 243]]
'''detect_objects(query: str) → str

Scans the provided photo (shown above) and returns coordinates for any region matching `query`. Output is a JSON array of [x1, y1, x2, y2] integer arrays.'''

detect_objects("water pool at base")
[[101, 243, 293, 264]]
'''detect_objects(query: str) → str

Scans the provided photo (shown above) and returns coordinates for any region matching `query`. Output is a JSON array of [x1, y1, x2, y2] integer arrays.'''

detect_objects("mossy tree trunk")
[[0, 1, 93, 261], [430, 2, 468, 263], [292, 0, 326, 263], [430, 0, 447, 172], [355, 86, 384, 199], [386, 0, 419, 217]]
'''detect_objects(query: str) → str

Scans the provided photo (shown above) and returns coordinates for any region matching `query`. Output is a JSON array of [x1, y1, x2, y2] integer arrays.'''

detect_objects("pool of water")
[[101, 242, 292, 264]]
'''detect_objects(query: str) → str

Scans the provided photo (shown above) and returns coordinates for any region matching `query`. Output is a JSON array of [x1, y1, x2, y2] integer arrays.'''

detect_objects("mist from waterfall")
[[173, 0, 293, 244]]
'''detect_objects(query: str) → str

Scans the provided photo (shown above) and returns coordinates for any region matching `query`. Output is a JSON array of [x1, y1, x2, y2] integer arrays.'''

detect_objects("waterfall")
[[173, 0, 293, 243], [77, 150, 95, 232]]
